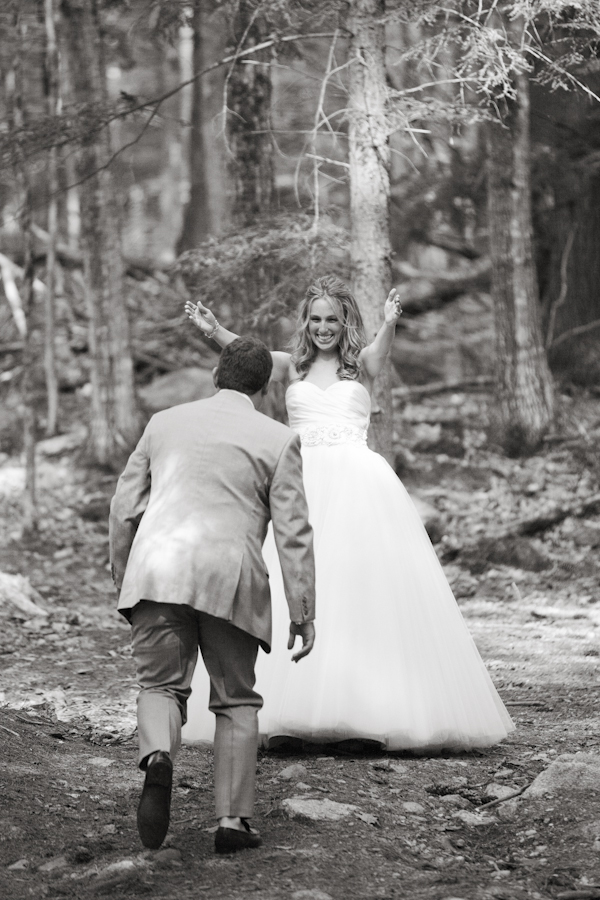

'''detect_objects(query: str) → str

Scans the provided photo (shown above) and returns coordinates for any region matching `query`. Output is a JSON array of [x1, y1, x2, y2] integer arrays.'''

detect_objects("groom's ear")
[[212, 367, 219, 389]]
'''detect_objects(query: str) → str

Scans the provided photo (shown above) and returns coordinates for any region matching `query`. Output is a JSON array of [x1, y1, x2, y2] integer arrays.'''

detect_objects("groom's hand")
[[288, 622, 315, 663]]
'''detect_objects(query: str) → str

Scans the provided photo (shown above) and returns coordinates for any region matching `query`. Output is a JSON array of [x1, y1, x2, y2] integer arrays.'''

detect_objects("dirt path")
[[2, 434, 600, 900]]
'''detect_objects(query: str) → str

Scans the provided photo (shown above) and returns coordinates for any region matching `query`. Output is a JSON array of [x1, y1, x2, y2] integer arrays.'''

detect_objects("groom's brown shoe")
[[215, 819, 262, 853], [137, 751, 173, 850]]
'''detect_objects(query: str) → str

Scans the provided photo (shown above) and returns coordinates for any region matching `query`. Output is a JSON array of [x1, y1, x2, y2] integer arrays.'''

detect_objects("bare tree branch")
[[551, 317, 600, 350], [545, 224, 576, 350]]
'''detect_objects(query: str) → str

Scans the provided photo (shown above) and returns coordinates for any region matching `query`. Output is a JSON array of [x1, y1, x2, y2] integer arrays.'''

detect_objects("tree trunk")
[[61, 0, 140, 465], [8, 9, 38, 534], [486, 22, 554, 455], [19, 196, 38, 536], [347, 0, 394, 463], [227, 1, 274, 227], [541, 170, 600, 379], [529, 67, 600, 382], [177, 0, 210, 252], [43, 0, 60, 436]]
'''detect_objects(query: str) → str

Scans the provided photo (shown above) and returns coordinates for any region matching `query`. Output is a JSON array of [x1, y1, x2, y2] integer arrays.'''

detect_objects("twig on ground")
[[555, 890, 600, 900], [478, 783, 530, 810], [504, 700, 549, 707], [14, 714, 49, 725], [0, 723, 22, 738]]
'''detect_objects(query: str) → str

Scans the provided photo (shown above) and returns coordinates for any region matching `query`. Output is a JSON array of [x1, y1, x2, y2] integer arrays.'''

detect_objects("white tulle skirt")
[[182, 442, 514, 751]]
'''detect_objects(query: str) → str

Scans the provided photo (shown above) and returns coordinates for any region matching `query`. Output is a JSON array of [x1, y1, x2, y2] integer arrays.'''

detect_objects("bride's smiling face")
[[308, 297, 343, 352]]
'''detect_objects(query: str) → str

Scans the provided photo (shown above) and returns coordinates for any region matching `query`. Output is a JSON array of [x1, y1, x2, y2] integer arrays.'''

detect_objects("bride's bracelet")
[[205, 320, 220, 339]]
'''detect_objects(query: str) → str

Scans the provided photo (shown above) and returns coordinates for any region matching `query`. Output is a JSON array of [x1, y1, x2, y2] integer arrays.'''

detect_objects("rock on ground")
[[278, 763, 308, 781], [0, 571, 48, 618], [292, 891, 333, 900], [139, 367, 216, 412], [452, 809, 497, 827], [282, 797, 358, 821], [524, 752, 600, 797], [36, 428, 87, 457]]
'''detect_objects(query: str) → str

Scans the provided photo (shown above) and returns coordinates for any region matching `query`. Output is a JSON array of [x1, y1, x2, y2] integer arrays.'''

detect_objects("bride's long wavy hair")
[[290, 276, 367, 381]]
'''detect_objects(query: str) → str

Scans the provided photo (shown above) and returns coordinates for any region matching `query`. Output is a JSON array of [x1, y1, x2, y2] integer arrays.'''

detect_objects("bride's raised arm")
[[184, 300, 292, 383], [359, 288, 402, 380]]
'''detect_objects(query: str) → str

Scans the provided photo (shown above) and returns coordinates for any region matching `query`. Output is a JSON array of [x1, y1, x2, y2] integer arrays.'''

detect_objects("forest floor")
[[1, 387, 600, 900]]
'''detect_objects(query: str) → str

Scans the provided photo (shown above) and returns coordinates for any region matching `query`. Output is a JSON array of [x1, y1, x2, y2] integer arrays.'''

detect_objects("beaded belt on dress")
[[297, 423, 368, 447]]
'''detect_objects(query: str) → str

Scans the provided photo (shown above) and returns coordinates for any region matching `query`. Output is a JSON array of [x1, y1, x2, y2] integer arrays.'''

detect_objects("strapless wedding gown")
[[182, 380, 515, 751]]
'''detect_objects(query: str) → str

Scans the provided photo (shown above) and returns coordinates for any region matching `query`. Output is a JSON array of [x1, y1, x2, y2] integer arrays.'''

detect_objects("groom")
[[109, 336, 316, 853]]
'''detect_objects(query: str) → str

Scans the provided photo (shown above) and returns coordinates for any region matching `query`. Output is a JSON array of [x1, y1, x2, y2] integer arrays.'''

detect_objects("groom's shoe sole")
[[215, 824, 262, 854], [137, 752, 173, 850]]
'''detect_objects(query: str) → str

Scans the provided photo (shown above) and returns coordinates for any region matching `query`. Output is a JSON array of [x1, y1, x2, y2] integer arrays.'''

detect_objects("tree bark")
[[486, 19, 554, 455], [542, 171, 600, 377], [529, 62, 600, 381], [177, 0, 210, 252], [61, 0, 140, 465], [7, 9, 38, 534], [347, 0, 394, 462], [43, 0, 60, 436], [19, 197, 37, 537], [227, 1, 274, 227]]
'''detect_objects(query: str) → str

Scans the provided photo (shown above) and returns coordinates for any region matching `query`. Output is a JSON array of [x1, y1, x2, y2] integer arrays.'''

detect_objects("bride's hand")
[[184, 300, 218, 335], [383, 288, 402, 326]]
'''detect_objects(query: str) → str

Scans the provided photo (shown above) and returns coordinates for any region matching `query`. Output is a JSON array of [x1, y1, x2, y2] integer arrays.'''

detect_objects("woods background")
[[1, 0, 600, 530], [3, 5, 600, 895]]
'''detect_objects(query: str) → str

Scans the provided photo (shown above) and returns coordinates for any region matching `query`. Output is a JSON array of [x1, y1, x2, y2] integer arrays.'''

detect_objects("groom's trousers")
[[130, 600, 262, 819]]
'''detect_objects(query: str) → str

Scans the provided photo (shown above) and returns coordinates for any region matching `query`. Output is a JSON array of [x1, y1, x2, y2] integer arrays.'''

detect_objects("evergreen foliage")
[[173, 212, 350, 330]]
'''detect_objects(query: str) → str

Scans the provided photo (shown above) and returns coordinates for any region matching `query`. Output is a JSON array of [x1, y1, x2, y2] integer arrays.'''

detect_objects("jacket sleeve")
[[108, 423, 152, 590], [269, 433, 316, 624]]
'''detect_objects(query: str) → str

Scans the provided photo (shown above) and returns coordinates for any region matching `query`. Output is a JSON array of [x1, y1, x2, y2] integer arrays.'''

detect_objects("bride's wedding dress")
[[182, 379, 515, 750]]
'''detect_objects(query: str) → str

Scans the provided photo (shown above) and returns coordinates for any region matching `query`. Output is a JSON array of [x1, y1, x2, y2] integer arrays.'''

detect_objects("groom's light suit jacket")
[[109, 389, 315, 651]]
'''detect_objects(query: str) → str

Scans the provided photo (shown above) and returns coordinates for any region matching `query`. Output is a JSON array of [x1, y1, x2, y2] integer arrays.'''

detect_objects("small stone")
[[371, 759, 392, 771], [452, 810, 496, 827], [282, 798, 357, 822], [88, 757, 114, 768], [278, 763, 308, 781], [101, 824, 116, 835], [355, 811, 379, 826], [96, 859, 137, 879], [152, 848, 182, 867], [295, 782, 312, 791], [370, 759, 407, 775], [496, 798, 519, 821], [291, 891, 333, 900], [38, 855, 69, 873], [493, 767, 515, 778], [484, 782, 520, 800], [402, 801, 425, 814], [438, 794, 471, 809], [7, 858, 29, 871], [68, 846, 94, 865]]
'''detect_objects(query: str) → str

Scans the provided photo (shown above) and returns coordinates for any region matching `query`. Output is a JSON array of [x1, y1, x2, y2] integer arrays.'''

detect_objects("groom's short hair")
[[215, 336, 273, 395]]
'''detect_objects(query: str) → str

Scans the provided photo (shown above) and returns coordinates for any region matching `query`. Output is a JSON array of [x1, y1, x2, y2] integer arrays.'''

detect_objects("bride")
[[182, 275, 514, 751]]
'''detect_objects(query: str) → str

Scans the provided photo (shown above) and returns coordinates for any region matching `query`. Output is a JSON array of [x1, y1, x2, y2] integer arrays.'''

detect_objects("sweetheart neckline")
[[287, 379, 370, 398]]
